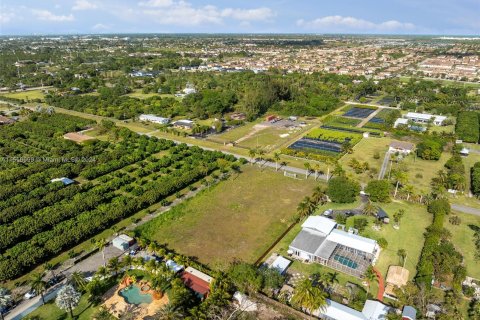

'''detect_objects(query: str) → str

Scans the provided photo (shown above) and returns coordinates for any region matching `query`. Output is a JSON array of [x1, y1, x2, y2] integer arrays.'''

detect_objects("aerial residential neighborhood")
[[0, 1, 480, 320]]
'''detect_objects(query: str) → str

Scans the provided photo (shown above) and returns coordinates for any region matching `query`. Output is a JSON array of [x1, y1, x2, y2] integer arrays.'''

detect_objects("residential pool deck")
[[103, 284, 169, 319]]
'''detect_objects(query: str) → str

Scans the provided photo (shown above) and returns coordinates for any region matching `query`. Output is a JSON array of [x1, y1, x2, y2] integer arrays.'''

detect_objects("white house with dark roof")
[[289, 216, 380, 278]]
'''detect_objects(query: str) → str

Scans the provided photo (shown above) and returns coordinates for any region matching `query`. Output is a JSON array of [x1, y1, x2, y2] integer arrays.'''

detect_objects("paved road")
[[378, 151, 391, 180], [451, 204, 480, 216], [5, 178, 212, 320], [356, 107, 383, 128], [144, 130, 329, 181]]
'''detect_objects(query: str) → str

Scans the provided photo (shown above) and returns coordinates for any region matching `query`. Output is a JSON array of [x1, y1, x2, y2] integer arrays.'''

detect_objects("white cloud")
[[32, 9, 75, 22], [221, 8, 275, 22], [297, 15, 415, 32], [138, 0, 275, 26], [0, 11, 15, 24], [72, 0, 98, 11], [138, 0, 173, 7], [92, 23, 109, 31]]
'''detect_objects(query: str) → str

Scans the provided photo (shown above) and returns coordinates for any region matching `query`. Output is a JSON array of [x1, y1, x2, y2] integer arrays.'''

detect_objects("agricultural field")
[[135, 165, 317, 267], [342, 106, 377, 118], [0, 112, 236, 281], [0, 89, 46, 101]]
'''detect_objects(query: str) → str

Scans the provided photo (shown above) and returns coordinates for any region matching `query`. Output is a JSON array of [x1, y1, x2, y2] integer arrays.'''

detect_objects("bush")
[[365, 180, 391, 202], [327, 176, 360, 203], [353, 217, 368, 232], [377, 238, 388, 249], [416, 138, 443, 160]]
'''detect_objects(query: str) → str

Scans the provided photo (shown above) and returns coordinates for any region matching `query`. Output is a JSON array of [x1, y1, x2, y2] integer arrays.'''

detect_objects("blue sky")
[[0, 0, 479, 35]]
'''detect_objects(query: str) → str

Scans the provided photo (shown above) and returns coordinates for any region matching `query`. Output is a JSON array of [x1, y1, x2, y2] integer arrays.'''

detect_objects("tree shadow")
[[468, 224, 480, 232]]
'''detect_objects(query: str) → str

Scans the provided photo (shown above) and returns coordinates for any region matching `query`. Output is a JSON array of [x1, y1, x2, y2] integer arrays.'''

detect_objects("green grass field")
[[272, 199, 429, 281], [340, 137, 393, 183], [356, 201, 431, 279], [0, 89, 46, 101], [24, 294, 108, 320], [445, 211, 480, 279], [136, 165, 317, 267]]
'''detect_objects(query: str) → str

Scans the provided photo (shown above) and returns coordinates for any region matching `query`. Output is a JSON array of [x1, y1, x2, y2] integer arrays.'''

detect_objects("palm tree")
[[313, 163, 322, 180], [96, 266, 109, 279], [273, 152, 281, 171], [291, 278, 328, 315], [364, 266, 378, 296], [248, 149, 256, 165], [108, 257, 121, 276], [311, 186, 327, 206], [296, 200, 310, 220], [403, 185, 415, 201], [43, 262, 56, 280], [95, 238, 108, 266], [397, 249, 407, 266], [0, 288, 12, 320], [362, 200, 378, 217], [156, 303, 184, 320], [93, 306, 112, 320], [56, 285, 81, 319], [393, 209, 405, 228], [70, 271, 87, 292], [304, 162, 311, 179], [30, 273, 47, 305], [123, 255, 133, 270], [392, 170, 408, 198], [322, 272, 339, 290], [257, 148, 266, 165]]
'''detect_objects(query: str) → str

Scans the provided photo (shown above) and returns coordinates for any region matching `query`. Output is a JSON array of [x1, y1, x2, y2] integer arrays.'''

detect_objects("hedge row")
[[455, 111, 479, 143], [471, 162, 480, 196], [415, 199, 450, 288]]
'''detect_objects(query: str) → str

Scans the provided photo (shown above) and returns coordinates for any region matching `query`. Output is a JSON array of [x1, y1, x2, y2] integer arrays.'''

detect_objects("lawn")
[[270, 199, 430, 295], [24, 294, 108, 320], [0, 89, 46, 101], [339, 137, 393, 184], [214, 120, 263, 143], [445, 211, 480, 279], [354, 201, 431, 279], [135, 165, 317, 267]]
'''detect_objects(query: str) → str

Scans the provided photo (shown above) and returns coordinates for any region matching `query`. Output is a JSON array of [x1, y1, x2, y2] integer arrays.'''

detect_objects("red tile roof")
[[181, 272, 210, 296]]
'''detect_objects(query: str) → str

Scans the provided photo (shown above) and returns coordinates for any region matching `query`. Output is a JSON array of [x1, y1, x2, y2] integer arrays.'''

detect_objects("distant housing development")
[[288, 216, 380, 278]]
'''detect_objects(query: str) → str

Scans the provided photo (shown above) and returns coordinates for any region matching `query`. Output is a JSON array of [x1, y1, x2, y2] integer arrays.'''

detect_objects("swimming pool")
[[333, 254, 358, 269], [119, 285, 153, 305]]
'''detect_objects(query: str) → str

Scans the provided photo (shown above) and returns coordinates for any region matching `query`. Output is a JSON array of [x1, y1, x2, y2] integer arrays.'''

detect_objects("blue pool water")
[[333, 254, 358, 269], [119, 285, 153, 305]]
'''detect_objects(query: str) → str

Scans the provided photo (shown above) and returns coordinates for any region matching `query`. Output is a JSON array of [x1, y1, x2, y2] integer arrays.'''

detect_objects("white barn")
[[404, 112, 446, 126], [139, 114, 170, 125]]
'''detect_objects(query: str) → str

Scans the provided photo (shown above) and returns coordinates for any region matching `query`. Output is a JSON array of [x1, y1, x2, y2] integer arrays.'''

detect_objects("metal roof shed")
[[269, 256, 291, 274]]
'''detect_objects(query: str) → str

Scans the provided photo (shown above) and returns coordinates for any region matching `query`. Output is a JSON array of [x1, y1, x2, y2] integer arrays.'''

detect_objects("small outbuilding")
[[112, 234, 135, 251], [384, 265, 409, 299], [166, 259, 184, 273], [269, 256, 291, 275], [181, 267, 213, 299], [389, 141, 415, 155], [51, 177, 75, 186]]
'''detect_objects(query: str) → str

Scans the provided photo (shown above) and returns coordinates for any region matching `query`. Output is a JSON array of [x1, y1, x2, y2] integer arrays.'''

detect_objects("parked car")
[[24, 290, 36, 299], [323, 209, 333, 216]]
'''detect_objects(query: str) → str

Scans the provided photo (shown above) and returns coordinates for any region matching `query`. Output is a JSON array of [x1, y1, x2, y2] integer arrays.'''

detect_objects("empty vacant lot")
[[136, 166, 317, 266]]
